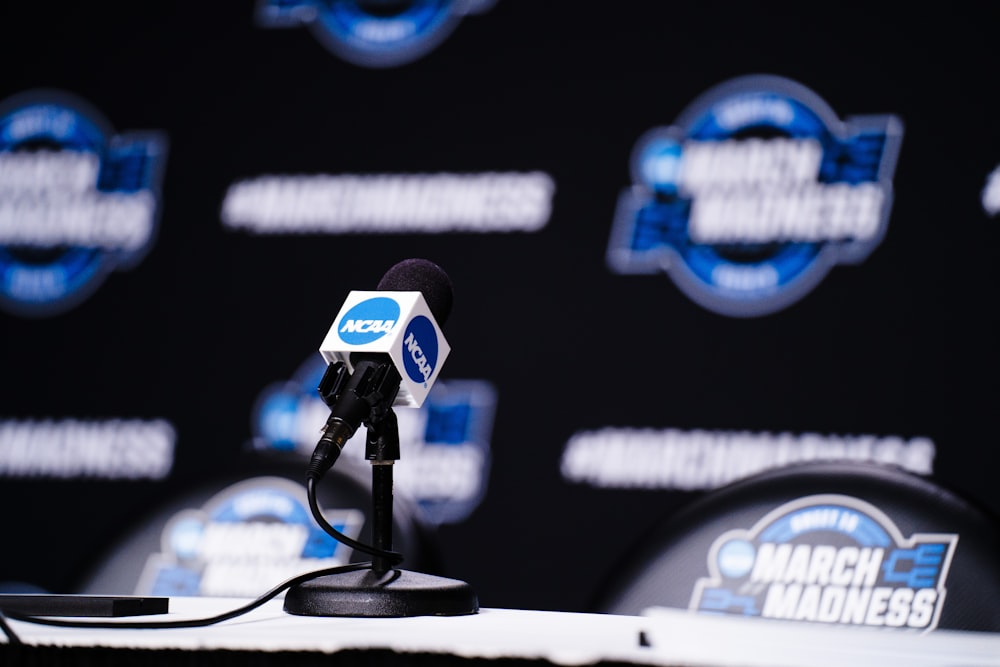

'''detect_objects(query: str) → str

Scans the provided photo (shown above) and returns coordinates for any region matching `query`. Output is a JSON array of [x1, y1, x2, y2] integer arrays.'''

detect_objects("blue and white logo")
[[250, 355, 496, 524], [256, 0, 497, 68], [337, 296, 400, 344], [607, 75, 903, 317], [689, 494, 957, 632], [138, 477, 363, 597], [0, 89, 167, 317], [402, 314, 438, 385]]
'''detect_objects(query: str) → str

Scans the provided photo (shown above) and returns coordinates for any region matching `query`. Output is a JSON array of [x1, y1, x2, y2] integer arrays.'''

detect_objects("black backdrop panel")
[[1, 1, 999, 615]]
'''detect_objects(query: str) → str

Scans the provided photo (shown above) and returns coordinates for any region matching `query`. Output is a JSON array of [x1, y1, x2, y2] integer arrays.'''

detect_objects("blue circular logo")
[[717, 539, 756, 578], [402, 315, 438, 384], [168, 516, 206, 561], [337, 296, 400, 345]]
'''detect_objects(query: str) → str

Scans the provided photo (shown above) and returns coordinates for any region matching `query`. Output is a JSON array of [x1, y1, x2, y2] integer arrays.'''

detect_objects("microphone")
[[285, 257, 477, 618], [308, 258, 453, 480]]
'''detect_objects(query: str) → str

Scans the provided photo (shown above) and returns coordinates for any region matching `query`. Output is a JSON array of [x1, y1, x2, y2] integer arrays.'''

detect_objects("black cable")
[[305, 476, 404, 566], [0, 609, 22, 645], [3, 417, 405, 632], [0, 561, 371, 630]]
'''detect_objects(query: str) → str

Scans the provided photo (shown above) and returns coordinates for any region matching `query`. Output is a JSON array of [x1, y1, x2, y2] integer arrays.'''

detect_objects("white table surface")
[[4, 596, 1000, 667]]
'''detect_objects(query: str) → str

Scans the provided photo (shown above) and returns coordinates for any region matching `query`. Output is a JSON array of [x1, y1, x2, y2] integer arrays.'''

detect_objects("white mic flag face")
[[319, 290, 451, 408]]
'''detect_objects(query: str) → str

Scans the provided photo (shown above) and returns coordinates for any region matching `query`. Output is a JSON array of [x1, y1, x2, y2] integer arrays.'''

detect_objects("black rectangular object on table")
[[0, 594, 169, 617]]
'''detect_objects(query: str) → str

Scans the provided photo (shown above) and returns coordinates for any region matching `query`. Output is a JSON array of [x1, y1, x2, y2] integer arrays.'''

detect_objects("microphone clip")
[[319, 358, 401, 429], [317, 361, 350, 408], [309, 359, 402, 481]]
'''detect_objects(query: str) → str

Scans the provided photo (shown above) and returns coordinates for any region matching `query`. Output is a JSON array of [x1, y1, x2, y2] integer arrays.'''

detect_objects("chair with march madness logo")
[[591, 461, 1000, 633], [75, 459, 444, 601]]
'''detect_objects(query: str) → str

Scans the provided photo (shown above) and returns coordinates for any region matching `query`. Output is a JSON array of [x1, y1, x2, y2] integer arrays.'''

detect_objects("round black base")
[[283, 568, 479, 617]]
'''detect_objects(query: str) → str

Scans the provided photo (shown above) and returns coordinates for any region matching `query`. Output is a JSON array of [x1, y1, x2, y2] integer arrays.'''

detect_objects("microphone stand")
[[283, 390, 478, 617]]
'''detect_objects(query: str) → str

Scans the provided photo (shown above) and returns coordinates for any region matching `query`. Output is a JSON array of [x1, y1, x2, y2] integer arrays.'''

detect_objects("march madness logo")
[[607, 75, 903, 317], [689, 494, 957, 631], [256, 0, 496, 68], [0, 89, 167, 317], [137, 477, 363, 598]]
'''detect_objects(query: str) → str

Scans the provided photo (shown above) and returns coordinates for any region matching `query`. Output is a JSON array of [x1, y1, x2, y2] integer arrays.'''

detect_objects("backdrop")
[[1, 1, 998, 618]]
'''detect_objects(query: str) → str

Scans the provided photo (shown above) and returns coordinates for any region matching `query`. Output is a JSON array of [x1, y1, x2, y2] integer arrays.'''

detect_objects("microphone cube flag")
[[319, 291, 451, 408]]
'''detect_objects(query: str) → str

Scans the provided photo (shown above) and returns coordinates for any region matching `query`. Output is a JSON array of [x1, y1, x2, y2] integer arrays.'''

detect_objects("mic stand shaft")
[[366, 410, 399, 575]]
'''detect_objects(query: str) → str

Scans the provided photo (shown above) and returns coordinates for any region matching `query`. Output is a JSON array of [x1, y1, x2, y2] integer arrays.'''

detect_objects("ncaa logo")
[[337, 296, 399, 344], [607, 75, 903, 318], [256, 0, 497, 68], [402, 315, 438, 384]]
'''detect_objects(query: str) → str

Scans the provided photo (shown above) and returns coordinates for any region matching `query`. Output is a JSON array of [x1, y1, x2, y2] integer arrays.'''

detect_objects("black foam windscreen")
[[376, 258, 454, 325]]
